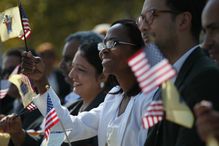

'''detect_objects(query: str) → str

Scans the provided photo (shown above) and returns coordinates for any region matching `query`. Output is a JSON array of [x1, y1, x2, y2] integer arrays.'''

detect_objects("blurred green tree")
[[0, 0, 144, 58]]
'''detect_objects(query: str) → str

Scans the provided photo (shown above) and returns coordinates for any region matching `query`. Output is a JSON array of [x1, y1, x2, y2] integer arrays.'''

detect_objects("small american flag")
[[128, 43, 176, 128], [26, 102, 37, 111], [44, 94, 60, 140], [142, 100, 164, 129], [128, 43, 176, 95], [18, 4, 31, 40]]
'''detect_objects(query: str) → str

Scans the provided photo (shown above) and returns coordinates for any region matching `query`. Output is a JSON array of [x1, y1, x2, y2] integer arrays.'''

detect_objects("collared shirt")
[[172, 45, 199, 82]]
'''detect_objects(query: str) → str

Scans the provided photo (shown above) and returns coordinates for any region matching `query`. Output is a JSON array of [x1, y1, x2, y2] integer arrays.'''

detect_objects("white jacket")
[[33, 86, 153, 146]]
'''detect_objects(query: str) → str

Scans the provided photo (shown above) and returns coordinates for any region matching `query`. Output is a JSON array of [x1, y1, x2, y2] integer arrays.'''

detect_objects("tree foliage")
[[0, 0, 144, 57]]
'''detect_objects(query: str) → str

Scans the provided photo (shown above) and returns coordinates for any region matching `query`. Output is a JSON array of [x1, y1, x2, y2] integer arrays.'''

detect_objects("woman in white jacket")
[[22, 19, 151, 146]]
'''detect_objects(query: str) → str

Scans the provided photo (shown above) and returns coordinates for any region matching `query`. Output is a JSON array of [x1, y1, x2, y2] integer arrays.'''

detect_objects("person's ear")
[[176, 12, 192, 32], [98, 73, 107, 88]]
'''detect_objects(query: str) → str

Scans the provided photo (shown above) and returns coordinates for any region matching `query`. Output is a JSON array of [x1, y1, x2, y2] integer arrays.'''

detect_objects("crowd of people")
[[0, 0, 219, 146]]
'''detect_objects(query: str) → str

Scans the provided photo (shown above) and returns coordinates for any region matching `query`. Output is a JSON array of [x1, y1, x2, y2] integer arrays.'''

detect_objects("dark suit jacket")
[[62, 91, 106, 146], [144, 48, 219, 146]]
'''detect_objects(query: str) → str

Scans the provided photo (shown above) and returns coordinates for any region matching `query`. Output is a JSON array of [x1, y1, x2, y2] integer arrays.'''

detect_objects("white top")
[[33, 86, 152, 146]]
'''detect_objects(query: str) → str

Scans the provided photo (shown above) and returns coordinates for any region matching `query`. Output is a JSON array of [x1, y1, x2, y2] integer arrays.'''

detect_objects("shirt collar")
[[172, 45, 199, 82]]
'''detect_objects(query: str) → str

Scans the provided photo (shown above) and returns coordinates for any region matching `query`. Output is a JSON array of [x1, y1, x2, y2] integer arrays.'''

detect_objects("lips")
[[101, 58, 112, 65], [73, 82, 81, 87], [143, 37, 150, 44]]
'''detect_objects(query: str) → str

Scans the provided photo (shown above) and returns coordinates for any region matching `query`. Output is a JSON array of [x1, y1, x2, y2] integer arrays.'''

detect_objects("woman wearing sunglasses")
[[22, 19, 150, 146]]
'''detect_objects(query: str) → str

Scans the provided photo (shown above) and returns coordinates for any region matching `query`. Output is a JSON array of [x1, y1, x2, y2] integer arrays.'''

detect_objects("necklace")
[[78, 103, 89, 113]]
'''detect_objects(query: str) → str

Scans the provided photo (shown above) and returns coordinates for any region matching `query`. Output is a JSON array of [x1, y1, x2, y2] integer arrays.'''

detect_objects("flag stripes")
[[26, 102, 37, 111], [128, 49, 176, 95], [0, 89, 8, 99], [18, 4, 31, 40], [142, 100, 164, 129]]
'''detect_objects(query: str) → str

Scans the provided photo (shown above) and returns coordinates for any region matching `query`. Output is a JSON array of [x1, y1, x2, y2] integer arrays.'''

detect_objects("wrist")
[[10, 129, 25, 146], [35, 77, 49, 95]]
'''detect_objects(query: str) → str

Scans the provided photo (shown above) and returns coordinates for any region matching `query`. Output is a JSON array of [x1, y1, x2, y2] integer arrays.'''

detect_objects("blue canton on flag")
[[18, 4, 31, 40], [44, 94, 60, 140]]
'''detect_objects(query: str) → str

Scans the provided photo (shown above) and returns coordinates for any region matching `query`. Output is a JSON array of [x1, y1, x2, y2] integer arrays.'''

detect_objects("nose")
[[138, 20, 149, 34], [99, 48, 110, 60], [68, 67, 76, 81]]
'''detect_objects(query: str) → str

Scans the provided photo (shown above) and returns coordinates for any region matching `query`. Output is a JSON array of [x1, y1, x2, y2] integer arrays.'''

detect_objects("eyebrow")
[[72, 62, 87, 69], [104, 37, 118, 42]]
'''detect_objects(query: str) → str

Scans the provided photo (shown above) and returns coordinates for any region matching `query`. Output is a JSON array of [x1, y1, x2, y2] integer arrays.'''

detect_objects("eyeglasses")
[[98, 40, 136, 51], [136, 9, 180, 26]]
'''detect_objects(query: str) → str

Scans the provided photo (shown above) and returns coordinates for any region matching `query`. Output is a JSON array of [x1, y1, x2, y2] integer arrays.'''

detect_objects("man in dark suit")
[[137, 0, 219, 146], [194, 0, 219, 143]]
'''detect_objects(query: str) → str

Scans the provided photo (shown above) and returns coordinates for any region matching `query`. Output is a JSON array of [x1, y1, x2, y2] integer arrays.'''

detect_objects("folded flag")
[[162, 80, 194, 128], [207, 136, 219, 146], [8, 74, 37, 110]]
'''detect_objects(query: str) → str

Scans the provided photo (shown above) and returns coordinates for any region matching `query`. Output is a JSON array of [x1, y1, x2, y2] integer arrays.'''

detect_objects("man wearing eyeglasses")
[[138, 0, 219, 146]]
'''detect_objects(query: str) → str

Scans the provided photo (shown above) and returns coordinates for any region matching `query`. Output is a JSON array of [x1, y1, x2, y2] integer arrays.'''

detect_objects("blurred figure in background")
[[36, 42, 71, 104], [194, 0, 219, 143], [0, 48, 23, 115], [92, 23, 110, 36], [0, 48, 43, 146]]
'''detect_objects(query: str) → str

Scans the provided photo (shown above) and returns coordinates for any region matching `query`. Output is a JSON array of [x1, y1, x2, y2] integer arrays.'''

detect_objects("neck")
[[82, 89, 101, 105], [116, 69, 139, 94], [166, 36, 198, 64]]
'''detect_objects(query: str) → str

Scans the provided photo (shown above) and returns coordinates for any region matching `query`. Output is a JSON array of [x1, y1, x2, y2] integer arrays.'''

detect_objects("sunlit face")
[[202, 0, 219, 63], [99, 24, 136, 76], [138, 0, 178, 53], [60, 40, 80, 85], [68, 50, 101, 98]]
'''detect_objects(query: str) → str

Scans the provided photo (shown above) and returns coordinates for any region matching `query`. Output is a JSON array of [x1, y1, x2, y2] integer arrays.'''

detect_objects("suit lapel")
[[175, 47, 204, 88], [145, 47, 207, 146]]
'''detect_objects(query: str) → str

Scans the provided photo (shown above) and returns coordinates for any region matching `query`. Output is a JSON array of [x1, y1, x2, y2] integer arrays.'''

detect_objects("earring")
[[100, 82, 105, 88]]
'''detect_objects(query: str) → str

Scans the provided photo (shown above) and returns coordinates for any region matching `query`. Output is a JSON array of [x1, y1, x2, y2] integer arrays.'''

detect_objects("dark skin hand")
[[0, 114, 25, 146], [21, 51, 49, 94], [194, 101, 219, 142]]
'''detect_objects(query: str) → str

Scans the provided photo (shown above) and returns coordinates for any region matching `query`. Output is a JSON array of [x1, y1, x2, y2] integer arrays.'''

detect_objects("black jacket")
[[144, 48, 219, 146]]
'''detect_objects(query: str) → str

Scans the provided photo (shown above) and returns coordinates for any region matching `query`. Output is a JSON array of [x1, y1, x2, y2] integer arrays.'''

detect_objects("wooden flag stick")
[[59, 120, 72, 146]]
